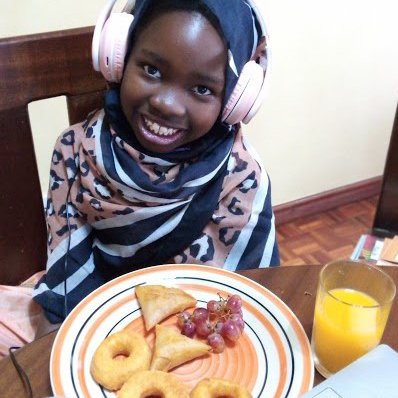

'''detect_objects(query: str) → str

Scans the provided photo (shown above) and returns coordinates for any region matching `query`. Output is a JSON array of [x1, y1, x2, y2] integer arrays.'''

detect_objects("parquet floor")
[[277, 196, 378, 266]]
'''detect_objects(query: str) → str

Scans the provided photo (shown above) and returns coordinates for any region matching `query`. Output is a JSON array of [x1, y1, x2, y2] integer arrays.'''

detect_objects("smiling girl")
[[0, 0, 280, 354]]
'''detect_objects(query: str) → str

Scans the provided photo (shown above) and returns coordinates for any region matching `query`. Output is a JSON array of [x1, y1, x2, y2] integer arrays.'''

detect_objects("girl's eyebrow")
[[139, 48, 224, 87], [140, 48, 167, 66], [191, 71, 225, 87]]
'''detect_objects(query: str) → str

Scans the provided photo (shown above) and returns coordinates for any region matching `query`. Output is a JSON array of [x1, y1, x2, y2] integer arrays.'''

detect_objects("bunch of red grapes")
[[177, 293, 244, 353]]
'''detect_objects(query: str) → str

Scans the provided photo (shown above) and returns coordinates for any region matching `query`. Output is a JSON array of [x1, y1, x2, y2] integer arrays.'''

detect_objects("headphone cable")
[[9, 347, 33, 398], [64, 167, 79, 320]]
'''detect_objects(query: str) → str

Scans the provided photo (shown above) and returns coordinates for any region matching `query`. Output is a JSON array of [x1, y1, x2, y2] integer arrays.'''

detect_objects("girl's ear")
[[251, 36, 267, 69]]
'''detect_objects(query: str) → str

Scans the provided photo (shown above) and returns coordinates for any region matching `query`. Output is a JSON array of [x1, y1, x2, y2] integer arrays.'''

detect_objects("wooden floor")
[[277, 196, 378, 266]]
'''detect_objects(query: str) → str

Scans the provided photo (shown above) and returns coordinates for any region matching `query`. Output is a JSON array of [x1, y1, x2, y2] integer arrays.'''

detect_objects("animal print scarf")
[[33, 89, 278, 323]]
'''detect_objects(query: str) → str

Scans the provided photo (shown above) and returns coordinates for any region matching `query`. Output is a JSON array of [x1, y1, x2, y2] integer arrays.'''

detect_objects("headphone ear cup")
[[242, 74, 268, 124], [98, 12, 134, 83], [221, 61, 264, 125]]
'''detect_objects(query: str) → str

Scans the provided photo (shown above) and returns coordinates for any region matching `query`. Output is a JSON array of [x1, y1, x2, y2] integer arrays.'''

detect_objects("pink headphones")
[[92, 0, 271, 125]]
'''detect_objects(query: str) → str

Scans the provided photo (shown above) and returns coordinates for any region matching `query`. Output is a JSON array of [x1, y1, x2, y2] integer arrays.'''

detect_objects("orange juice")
[[312, 288, 385, 374]]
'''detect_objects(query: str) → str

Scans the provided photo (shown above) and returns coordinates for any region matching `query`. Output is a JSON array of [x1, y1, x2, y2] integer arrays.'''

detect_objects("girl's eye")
[[143, 65, 161, 78], [193, 85, 212, 96]]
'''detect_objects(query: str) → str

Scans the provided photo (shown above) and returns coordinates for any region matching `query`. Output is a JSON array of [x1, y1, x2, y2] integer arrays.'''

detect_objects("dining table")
[[1, 264, 397, 398]]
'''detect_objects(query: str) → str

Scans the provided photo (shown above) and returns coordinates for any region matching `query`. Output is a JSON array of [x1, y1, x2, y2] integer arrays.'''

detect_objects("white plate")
[[50, 264, 314, 397]]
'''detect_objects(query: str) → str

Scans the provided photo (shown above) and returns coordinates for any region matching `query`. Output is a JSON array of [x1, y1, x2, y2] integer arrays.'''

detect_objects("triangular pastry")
[[150, 324, 211, 371], [135, 284, 197, 330]]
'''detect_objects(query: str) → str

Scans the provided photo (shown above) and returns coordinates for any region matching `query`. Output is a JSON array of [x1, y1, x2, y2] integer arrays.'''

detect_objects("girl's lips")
[[142, 115, 184, 137], [136, 115, 187, 150]]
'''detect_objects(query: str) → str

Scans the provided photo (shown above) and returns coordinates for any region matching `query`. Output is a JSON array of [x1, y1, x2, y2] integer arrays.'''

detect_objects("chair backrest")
[[0, 27, 107, 285], [372, 103, 398, 237]]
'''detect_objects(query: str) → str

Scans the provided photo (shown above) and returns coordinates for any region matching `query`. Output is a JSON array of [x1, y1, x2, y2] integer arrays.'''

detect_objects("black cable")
[[64, 198, 72, 320], [64, 167, 79, 320], [8, 168, 79, 398], [9, 347, 33, 398]]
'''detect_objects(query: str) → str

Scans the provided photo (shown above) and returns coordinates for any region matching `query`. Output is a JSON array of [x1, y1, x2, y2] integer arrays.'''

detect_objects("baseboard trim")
[[274, 176, 382, 225]]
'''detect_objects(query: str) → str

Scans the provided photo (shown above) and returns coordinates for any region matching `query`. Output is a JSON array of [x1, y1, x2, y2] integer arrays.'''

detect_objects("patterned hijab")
[[33, 0, 277, 323]]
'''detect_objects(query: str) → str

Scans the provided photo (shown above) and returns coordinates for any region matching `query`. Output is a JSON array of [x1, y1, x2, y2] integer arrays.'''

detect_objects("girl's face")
[[120, 11, 227, 153]]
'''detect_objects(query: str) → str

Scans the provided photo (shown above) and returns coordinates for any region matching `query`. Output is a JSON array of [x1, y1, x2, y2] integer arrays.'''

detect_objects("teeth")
[[144, 117, 178, 136], [159, 126, 169, 135]]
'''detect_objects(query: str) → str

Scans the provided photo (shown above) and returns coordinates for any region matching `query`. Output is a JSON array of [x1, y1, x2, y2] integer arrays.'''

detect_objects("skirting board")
[[273, 176, 382, 226]]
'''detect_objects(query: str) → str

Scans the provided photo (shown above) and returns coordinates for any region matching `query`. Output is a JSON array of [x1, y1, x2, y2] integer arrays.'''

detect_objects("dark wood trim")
[[274, 176, 382, 225]]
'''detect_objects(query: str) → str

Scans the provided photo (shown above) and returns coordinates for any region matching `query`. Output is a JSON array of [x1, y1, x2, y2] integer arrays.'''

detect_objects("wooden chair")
[[0, 27, 107, 285], [372, 103, 398, 237]]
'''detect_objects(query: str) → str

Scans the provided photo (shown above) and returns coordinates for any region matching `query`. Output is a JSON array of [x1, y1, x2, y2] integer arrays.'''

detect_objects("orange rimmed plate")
[[50, 264, 314, 397]]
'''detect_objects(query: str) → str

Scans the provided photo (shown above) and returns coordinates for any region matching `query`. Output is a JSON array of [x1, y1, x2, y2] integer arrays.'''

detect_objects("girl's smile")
[[120, 10, 227, 153], [138, 114, 186, 147]]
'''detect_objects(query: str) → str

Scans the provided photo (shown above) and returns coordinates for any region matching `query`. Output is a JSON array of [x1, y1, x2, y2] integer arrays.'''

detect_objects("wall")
[[1, 0, 398, 205]]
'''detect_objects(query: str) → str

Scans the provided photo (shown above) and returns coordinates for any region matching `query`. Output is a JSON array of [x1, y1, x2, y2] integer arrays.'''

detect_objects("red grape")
[[213, 320, 224, 334], [196, 320, 212, 338], [229, 313, 245, 332], [181, 321, 196, 338], [177, 310, 191, 328], [207, 333, 225, 353], [191, 307, 209, 324], [207, 300, 222, 314], [226, 294, 242, 313], [221, 319, 241, 342]]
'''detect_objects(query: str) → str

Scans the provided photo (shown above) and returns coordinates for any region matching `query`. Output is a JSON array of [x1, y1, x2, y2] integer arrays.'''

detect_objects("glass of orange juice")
[[311, 260, 396, 378]]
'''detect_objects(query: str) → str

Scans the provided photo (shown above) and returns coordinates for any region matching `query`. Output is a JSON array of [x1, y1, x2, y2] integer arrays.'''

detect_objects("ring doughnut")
[[190, 378, 252, 398], [90, 329, 151, 391], [118, 370, 190, 398]]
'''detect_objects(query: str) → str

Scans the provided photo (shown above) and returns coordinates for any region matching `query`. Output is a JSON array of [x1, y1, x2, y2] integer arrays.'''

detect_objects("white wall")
[[251, 0, 398, 204], [1, 0, 398, 205]]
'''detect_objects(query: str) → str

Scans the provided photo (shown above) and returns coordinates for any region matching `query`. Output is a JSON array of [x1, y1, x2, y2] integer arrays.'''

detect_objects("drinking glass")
[[311, 260, 396, 378]]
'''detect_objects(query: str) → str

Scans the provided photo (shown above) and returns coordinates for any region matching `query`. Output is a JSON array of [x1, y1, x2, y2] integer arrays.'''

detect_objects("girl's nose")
[[148, 86, 186, 118]]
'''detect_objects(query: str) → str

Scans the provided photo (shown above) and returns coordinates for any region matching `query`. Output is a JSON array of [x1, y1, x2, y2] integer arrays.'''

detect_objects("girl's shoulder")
[[54, 109, 104, 151], [230, 127, 264, 176], [221, 126, 269, 199]]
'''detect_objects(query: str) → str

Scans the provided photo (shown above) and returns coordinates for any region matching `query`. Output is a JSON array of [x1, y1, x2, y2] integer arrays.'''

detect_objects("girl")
[[1, 0, 279, 355]]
